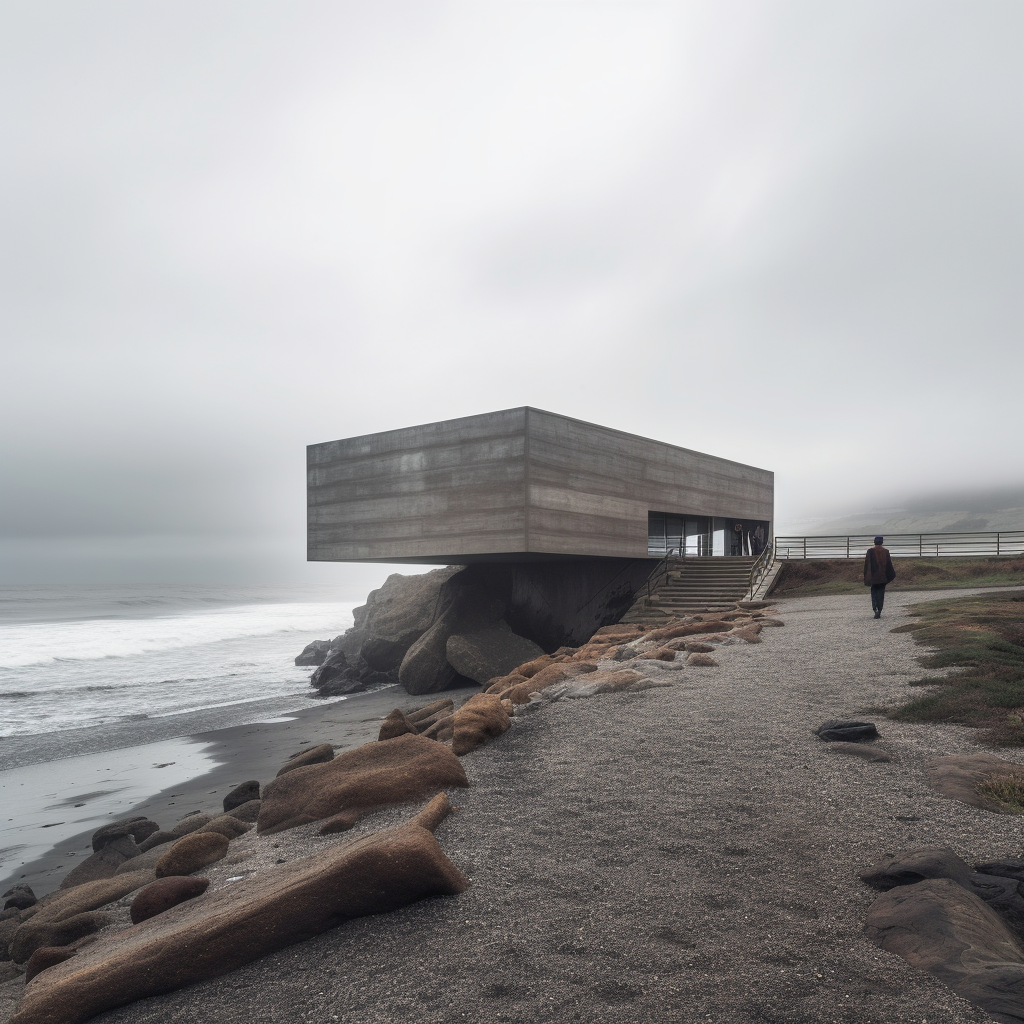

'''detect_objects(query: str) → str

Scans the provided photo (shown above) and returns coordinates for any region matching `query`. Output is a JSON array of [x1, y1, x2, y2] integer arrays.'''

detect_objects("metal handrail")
[[773, 530, 1024, 560], [746, 538, 777, 598], [645, 547, 683, 601]]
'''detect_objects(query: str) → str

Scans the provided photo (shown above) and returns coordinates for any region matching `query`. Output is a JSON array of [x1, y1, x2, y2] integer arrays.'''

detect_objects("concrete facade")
[[307, 407, 773, 564]]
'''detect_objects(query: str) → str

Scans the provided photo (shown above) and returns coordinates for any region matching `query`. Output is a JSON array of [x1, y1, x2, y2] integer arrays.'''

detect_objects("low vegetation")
[[773, 556, 1024, 598], [888, 592, 1024, 746]]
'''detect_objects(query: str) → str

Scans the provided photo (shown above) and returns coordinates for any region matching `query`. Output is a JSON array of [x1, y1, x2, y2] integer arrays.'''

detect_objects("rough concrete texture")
[[6, 587, 1024, 1024]]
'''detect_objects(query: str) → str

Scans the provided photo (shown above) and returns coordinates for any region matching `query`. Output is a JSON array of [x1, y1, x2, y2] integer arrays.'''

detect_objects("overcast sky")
[[1, 2, 1021, 584]]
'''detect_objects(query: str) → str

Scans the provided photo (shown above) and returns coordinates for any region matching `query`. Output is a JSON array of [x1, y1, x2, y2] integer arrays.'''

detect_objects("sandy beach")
[[5, 586, 1024, 1023]]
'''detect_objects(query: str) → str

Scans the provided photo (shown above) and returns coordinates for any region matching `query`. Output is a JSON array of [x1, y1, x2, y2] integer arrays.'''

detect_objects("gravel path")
[[45, 589, 1024, 1022]]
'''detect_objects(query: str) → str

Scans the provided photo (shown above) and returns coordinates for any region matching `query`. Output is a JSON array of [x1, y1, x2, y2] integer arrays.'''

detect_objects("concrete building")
[[307, 407, 773, 565]]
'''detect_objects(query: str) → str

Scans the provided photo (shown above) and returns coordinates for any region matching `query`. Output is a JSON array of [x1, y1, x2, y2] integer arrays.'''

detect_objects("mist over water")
[[0, 584, 356, 738]]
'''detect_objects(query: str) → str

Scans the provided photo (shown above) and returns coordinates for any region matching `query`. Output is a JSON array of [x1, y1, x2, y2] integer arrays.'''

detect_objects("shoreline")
[[0, 683, 477, 897]]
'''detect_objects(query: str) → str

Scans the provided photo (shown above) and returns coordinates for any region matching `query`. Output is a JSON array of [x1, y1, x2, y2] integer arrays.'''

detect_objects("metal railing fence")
[[773, 531, 1024, 560]]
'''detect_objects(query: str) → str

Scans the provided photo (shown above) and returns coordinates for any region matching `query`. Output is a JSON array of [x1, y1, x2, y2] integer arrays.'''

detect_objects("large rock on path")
[[90, 818, 159, 853], [11, 914, 110, 966], [257, 733, 469, 835], [926, 752, 1024, 812], [223, 781, 260, 813], [445, 627, 544, 685], [10, 802, 468, 1024], [449, 693, 512, 756], [864, 878, 1024, 1024], [276, 743, 334, 777]]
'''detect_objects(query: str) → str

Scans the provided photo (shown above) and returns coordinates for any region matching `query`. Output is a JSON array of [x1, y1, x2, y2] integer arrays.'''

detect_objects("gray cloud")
[[1, 2, 1021, 580]]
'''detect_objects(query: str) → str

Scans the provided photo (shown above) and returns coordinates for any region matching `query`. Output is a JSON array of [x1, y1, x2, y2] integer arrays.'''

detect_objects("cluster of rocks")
[[1, 600, 783, 1023], [296, 566, 549, 698], [861, 847, 1024, 1024]]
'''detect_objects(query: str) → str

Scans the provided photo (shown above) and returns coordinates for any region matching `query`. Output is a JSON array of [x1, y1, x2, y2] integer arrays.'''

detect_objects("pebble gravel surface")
[[71, 589, 1024, 1022]]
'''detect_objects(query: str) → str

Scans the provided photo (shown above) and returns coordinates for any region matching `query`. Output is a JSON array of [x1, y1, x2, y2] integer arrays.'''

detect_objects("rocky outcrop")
[[445, 626, 543, 684], [864, 880, 1024, 1024], [276, 743, 334, 777], [257, 734, 469, 835], [10, 806, 468, 1024], [90, 818, 159, 852], [58, 835, 140, 890], [926, 752, 1024, 812], [294, 639, 333, 666], [222, 781, 259, 813]]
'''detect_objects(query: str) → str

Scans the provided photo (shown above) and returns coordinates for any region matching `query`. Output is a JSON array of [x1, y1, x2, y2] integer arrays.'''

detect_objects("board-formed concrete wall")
[[307, 407, 773, 563]]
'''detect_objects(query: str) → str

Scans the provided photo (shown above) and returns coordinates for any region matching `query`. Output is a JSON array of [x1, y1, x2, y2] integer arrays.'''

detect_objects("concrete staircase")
[[621, 556, 757, 622]]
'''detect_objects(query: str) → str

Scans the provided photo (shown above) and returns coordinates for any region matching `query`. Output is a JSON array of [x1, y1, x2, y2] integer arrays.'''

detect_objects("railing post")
[[846, 536, 850, 559], [998, 532, 1001, 556], [803, 537, 806, 559], [919, 534, 922, 557]]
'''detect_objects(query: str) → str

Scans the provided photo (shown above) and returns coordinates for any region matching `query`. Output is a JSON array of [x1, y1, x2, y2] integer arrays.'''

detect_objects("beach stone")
[[137, 831, 176, 853], [59, 835, 140, 889], [2, 885, 36, 912], [155, 833, 229, 877], [635, 648, 676, 661], [379, 709, 417, 742], [130, 877, 209, 924], [276, 744, 334, 777], [25, 946, 77, 983], [815, 720, 879, 742], [11, 810, 468, 1024], [114, 846, 169, 876], [197, 816, 251, 841], [407, 698, 455, 723], [445, 626, 544, 684], [226, 800, 261, 823], [258, 733, 469, 835], [864, 878, 1024, 1023], [731, 627, 762, 644], [422, 715, 455, 743], [91, 818, 159, 853], [926, 752, 1024, 812], [294, 639, 332, 666], [450, 693, 512, 757], [687, 653, 718, 667], [170, 813, 212, 837], [309, 650, 357, 693], [223, 781, 260, 813], [315, 673, 369, 698], [10, 912, 110, 965], [683, 642, 715, 654]]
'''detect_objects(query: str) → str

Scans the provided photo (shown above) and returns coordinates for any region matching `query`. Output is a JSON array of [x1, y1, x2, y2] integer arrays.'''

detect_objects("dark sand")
[[5, 684, 476, 898]]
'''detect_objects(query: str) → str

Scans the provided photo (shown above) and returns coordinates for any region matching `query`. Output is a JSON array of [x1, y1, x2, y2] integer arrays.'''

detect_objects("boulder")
[[926, 753, 1024, 812], [25, 946, 77, 984], [398, 583, 504, 695], [10, 872, 153, 964], [137, 831, 176, 854], [0, 917, 19, 961], [130, 877, 209, 925], [445, 626, 544, 685], [169, 814, 212, 838], [349, 566, 464, 672], [309, 650, 353, 691], [815, 720, 879, 742], [59, 835, 140, 889], [11, 913, 110, 965], [683, 642, 715, 654], [864, 878, 1024, 1024], [450, 694, 512, 757], [687, 653, 718, 667], [9, 805, 467, 1024], [155, 833, 229, 878], [378, 709, 417, 742], [731, 627, 762, 644], [226, 800, 261, 824], [196, 816, 251, 841], [257, 733, 469, 835], [276, 744, 334, 777], [977, 861, 1024, 884], [223, 781, 260, 813], [90, 818, 159, 853], [294, 639, 333, 666], [2, 885, 36, 912]]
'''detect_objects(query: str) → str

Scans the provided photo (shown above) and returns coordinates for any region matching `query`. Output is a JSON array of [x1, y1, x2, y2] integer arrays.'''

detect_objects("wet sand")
[[1, 684, 477, 897]]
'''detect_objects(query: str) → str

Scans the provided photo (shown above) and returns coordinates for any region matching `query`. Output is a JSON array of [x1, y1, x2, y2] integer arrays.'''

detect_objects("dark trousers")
[[871, 584, 887, 612]]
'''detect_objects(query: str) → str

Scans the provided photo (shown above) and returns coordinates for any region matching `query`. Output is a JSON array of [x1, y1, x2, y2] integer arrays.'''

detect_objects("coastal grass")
[[772, 556, 1024, 598], [888, 592, 1024, 746], [977, 775, 1024, 814]]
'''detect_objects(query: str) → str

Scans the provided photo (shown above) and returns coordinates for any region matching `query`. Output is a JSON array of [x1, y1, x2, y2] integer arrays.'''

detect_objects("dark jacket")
[[864, 545, 896, 586]]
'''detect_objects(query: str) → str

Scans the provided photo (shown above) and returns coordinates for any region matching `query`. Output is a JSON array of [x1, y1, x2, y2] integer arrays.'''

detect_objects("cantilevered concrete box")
[[307, 407, 773, 564]]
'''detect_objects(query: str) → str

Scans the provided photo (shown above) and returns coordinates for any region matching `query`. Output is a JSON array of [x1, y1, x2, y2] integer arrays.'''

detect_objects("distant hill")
[[779, 486, 1024, 537]]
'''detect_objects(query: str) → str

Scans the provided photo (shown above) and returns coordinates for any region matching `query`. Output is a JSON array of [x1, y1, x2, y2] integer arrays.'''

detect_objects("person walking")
[[864, 535, 896, 618]]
